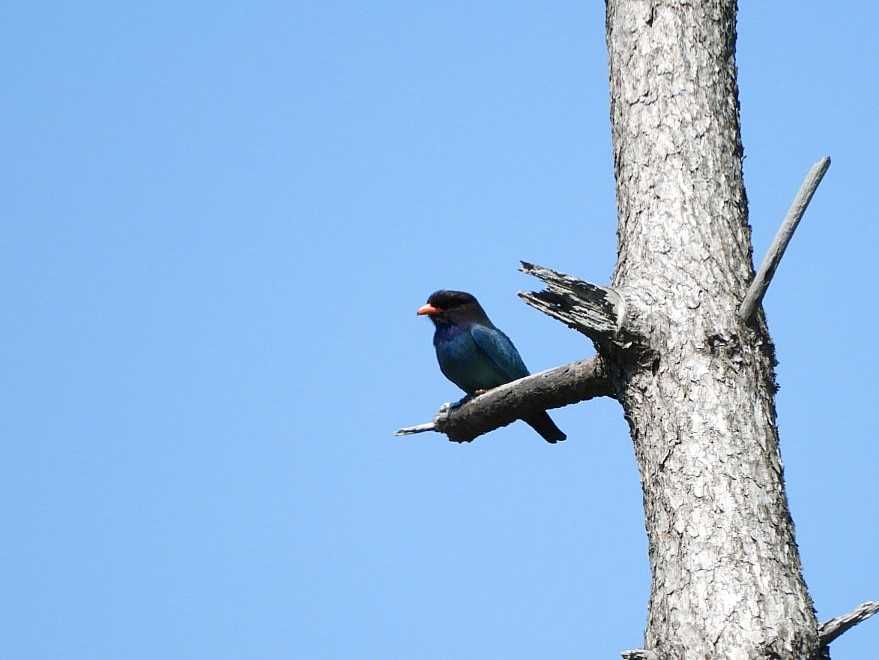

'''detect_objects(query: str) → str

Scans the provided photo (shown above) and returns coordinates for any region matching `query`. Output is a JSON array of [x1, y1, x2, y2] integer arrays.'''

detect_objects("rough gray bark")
[[605, 0, 817, 656]]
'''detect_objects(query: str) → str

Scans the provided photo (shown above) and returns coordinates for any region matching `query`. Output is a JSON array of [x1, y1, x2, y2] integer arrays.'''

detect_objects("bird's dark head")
[[417, 290, 489, 327]]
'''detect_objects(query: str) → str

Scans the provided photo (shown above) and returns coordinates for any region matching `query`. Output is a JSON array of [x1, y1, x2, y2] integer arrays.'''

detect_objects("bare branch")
[[817, 600, 879, 647], [394, 420, 440, 436], [394, 357, 612, 443], [518, 262, 629, 344], [738, 156, 831, 322], [621, 650, 657, 660]]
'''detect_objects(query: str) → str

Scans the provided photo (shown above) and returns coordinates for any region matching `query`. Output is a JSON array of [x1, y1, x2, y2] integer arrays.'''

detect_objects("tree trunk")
[[606, 1, 818, 657], [397, 1, 875, 655]]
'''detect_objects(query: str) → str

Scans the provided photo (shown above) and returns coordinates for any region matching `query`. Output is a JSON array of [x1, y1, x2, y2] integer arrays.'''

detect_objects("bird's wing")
[[469, 325, 530, 382]]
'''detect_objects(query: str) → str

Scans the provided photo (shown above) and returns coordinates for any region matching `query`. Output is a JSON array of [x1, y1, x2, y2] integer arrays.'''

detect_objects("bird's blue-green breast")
[[433, 322, 527, 394]]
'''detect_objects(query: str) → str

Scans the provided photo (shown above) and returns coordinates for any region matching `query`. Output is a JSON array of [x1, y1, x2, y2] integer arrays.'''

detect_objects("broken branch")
[[518, 261, 630, 344]]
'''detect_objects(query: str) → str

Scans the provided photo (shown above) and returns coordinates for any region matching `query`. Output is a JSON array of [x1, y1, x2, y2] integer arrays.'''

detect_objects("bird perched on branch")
[[417, 290, 566, 443]]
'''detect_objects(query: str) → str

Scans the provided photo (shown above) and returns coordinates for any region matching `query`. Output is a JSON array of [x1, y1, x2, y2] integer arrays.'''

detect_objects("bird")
[[417, 289, 566, 443]]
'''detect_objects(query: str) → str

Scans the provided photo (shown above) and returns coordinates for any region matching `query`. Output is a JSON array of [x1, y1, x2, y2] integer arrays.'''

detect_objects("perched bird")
[[417, 290, 566, 443]]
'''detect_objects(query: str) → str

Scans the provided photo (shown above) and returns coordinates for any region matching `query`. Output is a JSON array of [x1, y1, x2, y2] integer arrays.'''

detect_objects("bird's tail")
[[523, 411, 566, 444]]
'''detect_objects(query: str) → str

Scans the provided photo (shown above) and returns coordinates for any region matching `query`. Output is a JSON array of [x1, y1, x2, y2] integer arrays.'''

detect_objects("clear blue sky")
[[3, 2, 877, 658]]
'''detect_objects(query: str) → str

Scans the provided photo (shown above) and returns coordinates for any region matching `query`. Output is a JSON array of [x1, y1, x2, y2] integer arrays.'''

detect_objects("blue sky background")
[[3, 2, 877, 658]]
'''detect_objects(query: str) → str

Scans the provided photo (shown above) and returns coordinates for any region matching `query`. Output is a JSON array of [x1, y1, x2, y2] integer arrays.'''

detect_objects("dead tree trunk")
[[605, 1, 815, 656], [397, 1, 877, 657]]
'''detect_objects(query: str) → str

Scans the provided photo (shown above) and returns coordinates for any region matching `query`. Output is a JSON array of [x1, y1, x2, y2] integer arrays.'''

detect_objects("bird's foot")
[[433, 403, 453, 428], [448, 397, 470, 410], [448, 389, 495, 410], [435, 401, 475, 443]]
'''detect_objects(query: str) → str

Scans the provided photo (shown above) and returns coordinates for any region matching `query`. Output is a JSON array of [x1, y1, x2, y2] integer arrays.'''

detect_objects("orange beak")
[[417, 303, 441, 316]]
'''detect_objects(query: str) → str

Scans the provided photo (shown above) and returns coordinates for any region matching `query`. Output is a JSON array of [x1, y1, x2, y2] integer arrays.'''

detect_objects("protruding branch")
[[394, 420, 439, 436], [518, 262, 638, 347], [738, 156, 831, 322], [621, 650, 657, 660], [817, 600, 879, 648], [394, 357, 612, 443]]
